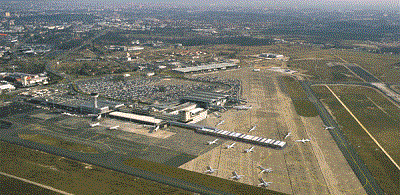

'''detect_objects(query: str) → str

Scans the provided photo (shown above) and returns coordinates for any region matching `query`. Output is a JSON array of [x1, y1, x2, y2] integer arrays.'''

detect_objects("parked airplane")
[[284, 132, 291, 139], [253, 68, 261, 72], [216, 120, 225, 127], [258, 178, 273, 187], [233, 105, 252, 110], [213, 112, 221, 118], [204, 166, 218, 174], [149, 125, 159, 133], [207, 139, 219, 145], [226, 142, 236, 149], [230, 171, 244, 180], [244, 146, 255, 153], [258, 166, 273, 174], [248, 125, 257, 132], [90, 122, 100, 127], [324, 125, 335, 130], [109, 125, 120, 130], [296, 139, 311, 143]]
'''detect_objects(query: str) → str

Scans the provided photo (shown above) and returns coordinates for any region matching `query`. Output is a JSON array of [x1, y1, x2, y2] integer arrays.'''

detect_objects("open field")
[[19, 134, 99, 154], [323, 50, 400, 84], [0, 141, 192, 195], [178, 67, 366, 194], [279, 76, 319, 117], [0, 174, 59, 195], [311, 84, 400, 194]]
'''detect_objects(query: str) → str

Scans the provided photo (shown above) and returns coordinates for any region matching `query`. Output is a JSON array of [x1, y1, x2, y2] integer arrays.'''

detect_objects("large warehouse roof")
[[109, 111, 163, 124], [172, 63, 238, 73]]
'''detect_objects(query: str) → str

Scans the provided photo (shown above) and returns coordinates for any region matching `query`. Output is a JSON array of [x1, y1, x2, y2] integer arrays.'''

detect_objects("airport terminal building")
[[172, 63, 239, 74]]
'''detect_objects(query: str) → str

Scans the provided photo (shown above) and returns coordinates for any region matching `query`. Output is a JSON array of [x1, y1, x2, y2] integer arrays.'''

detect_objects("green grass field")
[[323, 50, 400, 84], [19, 134, 99, 154], [311, 85, 400, 194], [280, 76, 319, 117], [0, 141, 192, 195], [124, 158, 286, 195]]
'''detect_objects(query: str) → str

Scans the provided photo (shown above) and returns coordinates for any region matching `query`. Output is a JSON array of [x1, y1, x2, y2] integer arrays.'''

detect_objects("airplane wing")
[[207, 166, 211, 170]]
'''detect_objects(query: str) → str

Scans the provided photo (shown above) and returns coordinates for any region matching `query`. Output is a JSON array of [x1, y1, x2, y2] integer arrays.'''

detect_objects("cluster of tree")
[[263, 20, 400, 42], [14, 13, 98, 25]]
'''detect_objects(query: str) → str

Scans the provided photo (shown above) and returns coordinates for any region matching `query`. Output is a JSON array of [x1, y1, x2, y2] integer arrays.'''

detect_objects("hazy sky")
[[6, 0, 398, 10], [95, 0, 399, 10]]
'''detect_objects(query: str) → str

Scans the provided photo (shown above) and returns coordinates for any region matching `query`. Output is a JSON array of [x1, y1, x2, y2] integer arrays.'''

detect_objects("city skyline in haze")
[[2, 0, 399, 10]]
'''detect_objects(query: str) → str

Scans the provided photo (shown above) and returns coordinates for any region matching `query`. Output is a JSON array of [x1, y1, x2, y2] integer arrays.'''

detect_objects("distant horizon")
[[2, 0, 399, 11]]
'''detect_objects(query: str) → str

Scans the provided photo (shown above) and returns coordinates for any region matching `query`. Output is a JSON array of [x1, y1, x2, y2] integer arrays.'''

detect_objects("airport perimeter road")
[[299, 79, 384, 195]]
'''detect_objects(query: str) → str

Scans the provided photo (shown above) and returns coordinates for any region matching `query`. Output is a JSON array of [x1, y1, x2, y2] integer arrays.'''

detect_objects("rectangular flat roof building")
[[109, 111, 163, 126], [172, 63, 239, 74]]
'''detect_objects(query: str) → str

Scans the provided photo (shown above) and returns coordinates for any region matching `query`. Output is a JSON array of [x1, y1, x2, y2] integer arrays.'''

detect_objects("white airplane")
[[258, 178, 273, 187], [226, 142, 236, 149], [248, 125, 256, 132], [207, 139, 219, 145], [96, 114, 102, 120], [204, 166, 218, 174], [284, 132, 291, 139], [258, 166, 273, 174], [213, 112, 221, 118], [216, 120, 224, 127], [296, 139, 311, 143], [253, 68, 261, 72], [244, 146, 255, 153], [90, 122, 100, 127], [109, 125, 120, 130], [324, 125, 335, 130], [230, 171, 245, 180], [233, 105, 252, 110]]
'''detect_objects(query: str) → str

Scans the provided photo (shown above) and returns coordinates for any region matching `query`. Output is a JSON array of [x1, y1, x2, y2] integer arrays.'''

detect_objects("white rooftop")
[[109, 111, 163, 124], [172, 63, 238, 73]]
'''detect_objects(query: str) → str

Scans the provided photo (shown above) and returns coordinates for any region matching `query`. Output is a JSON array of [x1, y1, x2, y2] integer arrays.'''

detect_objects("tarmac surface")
[[180, 67, 367, 194]]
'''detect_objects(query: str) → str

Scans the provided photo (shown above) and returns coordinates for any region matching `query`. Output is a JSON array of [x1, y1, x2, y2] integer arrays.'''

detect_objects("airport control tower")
[[91, 93, 99, 109]]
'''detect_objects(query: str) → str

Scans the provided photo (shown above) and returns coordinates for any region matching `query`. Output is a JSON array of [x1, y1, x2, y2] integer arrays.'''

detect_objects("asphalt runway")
[[180, 67, 367, 194], [299, 80, 383, 195]]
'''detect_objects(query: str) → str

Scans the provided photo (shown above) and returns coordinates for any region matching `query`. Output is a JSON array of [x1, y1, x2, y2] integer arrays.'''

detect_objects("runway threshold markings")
[[325, 85, 400, 171]]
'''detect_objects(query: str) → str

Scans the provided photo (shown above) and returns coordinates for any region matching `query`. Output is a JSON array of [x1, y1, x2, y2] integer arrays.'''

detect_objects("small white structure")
[[179, 107, 207, 123]]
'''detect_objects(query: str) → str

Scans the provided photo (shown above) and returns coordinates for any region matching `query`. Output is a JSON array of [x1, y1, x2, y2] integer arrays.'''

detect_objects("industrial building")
[[29, 95, 123, 114], [181, 91, 230, 108], [146, 102, 208, 123], [172, 63, 239, 74], [3, 72, 48, 87]]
